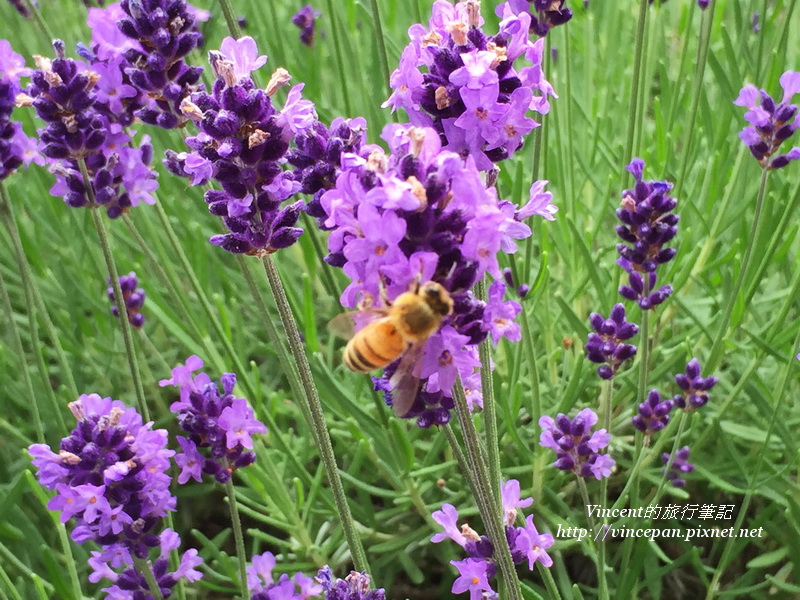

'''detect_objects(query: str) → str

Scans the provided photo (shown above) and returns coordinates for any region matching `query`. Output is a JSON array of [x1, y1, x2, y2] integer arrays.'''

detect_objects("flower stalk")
[[217, 0, 242, 39], [261, 255, 369, 572], [133, 557, 166, 600], [452, 378, 523, 600], [476, 279, 501, 509], [81, 160, 149, 421], [225, 476, 250, 600]]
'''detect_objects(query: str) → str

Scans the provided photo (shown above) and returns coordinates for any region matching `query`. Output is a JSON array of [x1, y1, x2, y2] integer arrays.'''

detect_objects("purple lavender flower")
[[159, 355, 267, 483], [751, 11, 760, 32], [107, 271, 145, 328], [174, 36, 316, 255], [734, 71, 800, 169], [697, 0, 710, 9], [315, 567, 385, 600], [293, 5, 322, 47], [673, 358, 718, 411], [247, 552, 323, 599], [616, 158, 678, 310], [432, 479, 553, 598], [5, 0, 33, 18], [28, 394, 202, 595], [482, 281, 522, 344], [501, 0, 573, 37], [383, 1, 556, 169], [320, 124, 550, 425], [0, 41, 33, 180], [585, 303, 638, 379], [539, 408, 615, 479], [631, 389, 674, 434], [115, 0, 206, 129], [661, 446, 694, 487], [22, 42, 158, 217], [502, 268, 530, 299]]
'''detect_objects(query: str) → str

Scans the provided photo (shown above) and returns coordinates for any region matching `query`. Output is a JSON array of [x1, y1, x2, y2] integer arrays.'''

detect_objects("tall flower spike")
[[315, 567, 385, 600], [734, 71, 800, 169], [673, 358, 718, 411], [293, 5, 322, 47], [661, 446, 694, 488], [319, 124, 551, 426], [24, 42, 158, 217], [539, 408, 615, 479], [28, 394, 203, 596], [585, 303, 638, 379], [107, 272, 145, 328], [159, 355, 267, 483], [1, 41, 40, 179], [616, 158, 678, 309], [116, 0, 206, 128], [248, 552, 323, 599], [431, 479, 553, 599], [631, 389, 674, 434], [501, 0, 573, 37], [173, 36, 317, 255], [383, 1, 555, 169]]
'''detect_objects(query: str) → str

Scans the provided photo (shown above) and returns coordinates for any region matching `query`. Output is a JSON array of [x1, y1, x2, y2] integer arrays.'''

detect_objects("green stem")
[[623, 0, 649, 165], [369, 0, 392, 96], [261, 255, 369, 572], [576, 478, 608, 600], [538, 563, 563, 600], [706, 168, 770, 370], [82, 161, 149, 421], [476, 279, 501, 509], [704, 326, 800, 600], [325, 0, 353, 116], [23, 0, 55, 44], [217, 0, 242, 38], [0, 238, 43, 442], [133, 557, 165, 600], [442, 424, 477, 494], [55, 523, 82, 600], [225, 477, 250, 600], [452, 379, 523, 600], [598, 379, 613, 600], [675, 4, 715, 195]]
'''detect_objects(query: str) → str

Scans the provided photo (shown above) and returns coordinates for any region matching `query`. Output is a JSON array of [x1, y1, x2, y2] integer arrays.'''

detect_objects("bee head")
[[421, 281, 454, 317]]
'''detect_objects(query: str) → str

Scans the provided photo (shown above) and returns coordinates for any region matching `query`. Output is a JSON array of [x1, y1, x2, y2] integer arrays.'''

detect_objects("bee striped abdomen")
[[343, 318, 406, 373]]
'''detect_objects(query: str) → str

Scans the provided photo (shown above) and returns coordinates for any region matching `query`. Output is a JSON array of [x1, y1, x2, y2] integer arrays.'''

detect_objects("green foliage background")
[[0, 0, 799, 598]]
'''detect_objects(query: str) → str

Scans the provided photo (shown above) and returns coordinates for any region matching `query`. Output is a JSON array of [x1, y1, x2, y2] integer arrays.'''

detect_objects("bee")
[[331, 280, 454, 417]]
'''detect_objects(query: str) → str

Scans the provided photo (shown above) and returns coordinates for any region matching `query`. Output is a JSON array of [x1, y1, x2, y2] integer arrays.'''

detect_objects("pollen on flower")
[[435, 86, 452, 109], [471, 577, 480, 584]]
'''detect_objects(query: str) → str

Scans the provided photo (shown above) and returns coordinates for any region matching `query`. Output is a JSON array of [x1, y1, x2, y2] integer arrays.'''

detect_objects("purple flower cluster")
[[733, 70, 800, 170], [539, 408, 615, 479], [115, 0, 207, 129], [292, 5, 321, 47], [28, 394, 202, 598], [383, 0, 555, 170], [585, 303, 638, 379], [320, 123, 553, 426], [159, 355, 267, 483], [247, 552, 322, 599], [502, 0, 573, 37], [22, 42, 158, 217], [616, 158, 678, 310], [432, 480, 554, 599], [6, 0, 31, 18], [673, 358, 717, 411], [315, 567, 385, 600], [172, 36, 317, 255], [502, 267, 530, 299], [108, 272, 146, 328], [661, 446, 694, 488], [288, 116, 368, 222], [1, 42, 42, 179], [631, 389, 673, 435]]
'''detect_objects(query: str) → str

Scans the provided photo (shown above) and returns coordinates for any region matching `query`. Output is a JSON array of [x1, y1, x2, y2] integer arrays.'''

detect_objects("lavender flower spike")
[[673, 358, 718, 411], [616, 158, 679, 309], [539, 408, 615, 479], [248, 551, 323, 599], [28, 394, 202, 595], [107, 272, 145, 328], [661, 446, 694, 488], [315, 566, 385, 600], [293, 5, 322, 47], [631, 389, 674, 434], [585, 303, 638, 379], [175, 36, 316, 255], [1, 40, 36, 180], [734, 71, 800, 169], [501, 0, 574, 37], [159, 355, 267, 483]]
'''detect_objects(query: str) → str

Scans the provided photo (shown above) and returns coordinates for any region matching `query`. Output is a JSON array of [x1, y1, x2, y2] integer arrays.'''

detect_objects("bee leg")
[[377, 270, 392, 306]]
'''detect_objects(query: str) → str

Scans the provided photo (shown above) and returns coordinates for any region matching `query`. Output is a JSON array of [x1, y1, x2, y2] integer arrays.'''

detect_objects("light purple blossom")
[[451, 558, 494, 600], [219, 36, 268, 81]]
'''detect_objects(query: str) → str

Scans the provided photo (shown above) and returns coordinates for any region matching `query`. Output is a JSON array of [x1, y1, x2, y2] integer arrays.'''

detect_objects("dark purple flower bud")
[[585, 304, 638, 379], [661, 445, 695, 487], [673, 358, 717, 411], [107, 272, 146, 328], [540, 408, 615, 479]]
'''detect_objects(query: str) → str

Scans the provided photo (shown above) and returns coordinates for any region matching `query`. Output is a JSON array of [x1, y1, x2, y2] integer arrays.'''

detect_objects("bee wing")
[[328, 308, 388, 341], [389, 341, 426, 418]]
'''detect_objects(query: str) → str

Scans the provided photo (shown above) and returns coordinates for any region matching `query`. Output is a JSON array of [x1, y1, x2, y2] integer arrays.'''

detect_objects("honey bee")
[[331, 280, 454, 417]]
